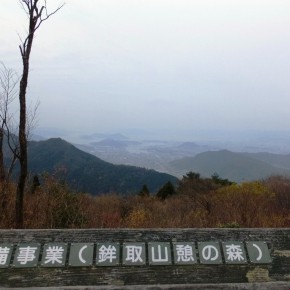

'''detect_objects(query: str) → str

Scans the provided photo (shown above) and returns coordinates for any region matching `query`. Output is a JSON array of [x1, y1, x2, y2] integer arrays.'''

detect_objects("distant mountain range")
[[169, 150, 290, 182], [91, 139, 141, 148], [30, 128, 290, 185], [26, 138, 177, 195]]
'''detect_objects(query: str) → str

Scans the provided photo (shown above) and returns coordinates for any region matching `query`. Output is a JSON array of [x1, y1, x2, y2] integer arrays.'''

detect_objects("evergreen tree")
[[31, 175, 40, 194], [138, 184, 150, 197], [156, 181, 176, 200]]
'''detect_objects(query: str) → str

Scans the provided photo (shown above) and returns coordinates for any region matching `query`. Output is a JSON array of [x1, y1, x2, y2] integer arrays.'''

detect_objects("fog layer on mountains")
[[1, 0, 290, 138]]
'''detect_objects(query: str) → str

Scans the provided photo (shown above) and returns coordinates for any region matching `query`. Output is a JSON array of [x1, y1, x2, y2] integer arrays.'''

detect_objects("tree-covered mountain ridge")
[[169, 149, 290, 182], [27, 138, 177, 195]]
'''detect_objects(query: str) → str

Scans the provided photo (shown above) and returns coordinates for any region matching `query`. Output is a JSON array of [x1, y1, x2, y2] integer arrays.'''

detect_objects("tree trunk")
[[16, 32, 33, 229], [15, 0, 64, 228], [0, 128, 5, 182], [0, 127, 7, 212]]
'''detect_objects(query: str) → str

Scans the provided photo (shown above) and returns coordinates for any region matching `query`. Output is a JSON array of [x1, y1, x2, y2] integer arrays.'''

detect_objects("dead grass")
[[0, 175, 289, 229]]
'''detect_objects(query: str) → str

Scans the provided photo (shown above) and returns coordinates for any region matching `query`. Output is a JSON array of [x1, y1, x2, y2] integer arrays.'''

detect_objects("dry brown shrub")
[[0, 182, 16, 228], [211, 182, 275, 227], [23, 175, 86, 228], [1, 174, 290, 229], [80, 194, 124, 228]]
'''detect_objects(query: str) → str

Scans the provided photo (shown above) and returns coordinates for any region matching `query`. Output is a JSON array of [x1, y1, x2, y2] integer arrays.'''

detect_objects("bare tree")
[[0, 62, 41, 216], [0, 63, 18, 182], [0, 64, 19, 213], [0, 63, 40, 180], [16, 0, 64, 228]]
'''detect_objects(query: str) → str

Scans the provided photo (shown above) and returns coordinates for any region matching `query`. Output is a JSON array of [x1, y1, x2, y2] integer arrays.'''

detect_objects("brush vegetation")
[[0, 173, 289, 229]]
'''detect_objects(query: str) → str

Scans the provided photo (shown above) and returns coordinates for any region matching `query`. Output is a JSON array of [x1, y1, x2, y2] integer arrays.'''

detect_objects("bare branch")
[[26, 100, 40, 140], [0, 63, 19, 127], [18, 0, 28, 14], [34, 2, 65, 32], [5, 121, 20, 160], [19, 0, 65, 36]]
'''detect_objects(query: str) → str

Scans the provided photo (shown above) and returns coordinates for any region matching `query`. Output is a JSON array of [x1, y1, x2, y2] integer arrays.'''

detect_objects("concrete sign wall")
[[0, 228, 288, 289], [0, 240, 271, 268]]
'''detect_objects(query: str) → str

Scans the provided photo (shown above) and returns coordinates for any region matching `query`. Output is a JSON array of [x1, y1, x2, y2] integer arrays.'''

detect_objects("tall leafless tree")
[[0, 64, 19, 212], [16, 0, 64, 228], [0, 63, 18, 182], [0, 63, 40, 183]]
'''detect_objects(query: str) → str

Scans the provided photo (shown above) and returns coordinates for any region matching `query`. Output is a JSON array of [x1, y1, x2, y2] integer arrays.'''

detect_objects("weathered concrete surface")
[[6, 282, 290, 290], [0, 228, 289, 288]]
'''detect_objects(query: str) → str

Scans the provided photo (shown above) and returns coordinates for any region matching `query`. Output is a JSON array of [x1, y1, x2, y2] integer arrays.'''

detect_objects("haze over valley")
[[33, 127, 290, 183], [2, 0, 290, 189]]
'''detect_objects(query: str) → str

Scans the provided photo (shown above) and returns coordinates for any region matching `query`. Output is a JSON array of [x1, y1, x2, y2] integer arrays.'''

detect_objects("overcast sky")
[[1, 0, 290, 139]]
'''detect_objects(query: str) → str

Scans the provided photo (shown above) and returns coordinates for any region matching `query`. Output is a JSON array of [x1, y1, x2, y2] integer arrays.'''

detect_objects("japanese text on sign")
[[0, 241, 272, 268]]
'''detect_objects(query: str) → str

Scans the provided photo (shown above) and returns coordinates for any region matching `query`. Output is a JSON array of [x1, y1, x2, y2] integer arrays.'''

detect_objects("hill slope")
[[242, 152, 290, 170], [28, 138, 177, 195], [169, 150, 290, 182]]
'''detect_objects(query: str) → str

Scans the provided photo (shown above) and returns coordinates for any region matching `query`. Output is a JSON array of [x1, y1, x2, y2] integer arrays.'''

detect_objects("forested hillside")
[[27, 138, 177, 195], [170, 150, 290, 182]]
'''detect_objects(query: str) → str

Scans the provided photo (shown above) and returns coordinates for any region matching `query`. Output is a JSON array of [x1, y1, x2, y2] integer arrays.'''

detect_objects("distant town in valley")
[[33, 127, 290, 183]]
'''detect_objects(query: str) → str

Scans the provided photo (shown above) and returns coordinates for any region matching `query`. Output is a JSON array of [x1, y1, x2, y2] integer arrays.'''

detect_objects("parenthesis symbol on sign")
[[253, 243, 262, 261], [79, 245, 88, 263]]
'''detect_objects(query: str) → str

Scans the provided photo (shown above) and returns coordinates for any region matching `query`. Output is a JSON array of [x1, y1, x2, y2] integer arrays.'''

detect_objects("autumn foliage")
[[0, 173, 289, 229]]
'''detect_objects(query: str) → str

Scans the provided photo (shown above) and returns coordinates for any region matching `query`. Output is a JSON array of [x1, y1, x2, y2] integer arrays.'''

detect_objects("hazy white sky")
[[1, 0, 290, 139]]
